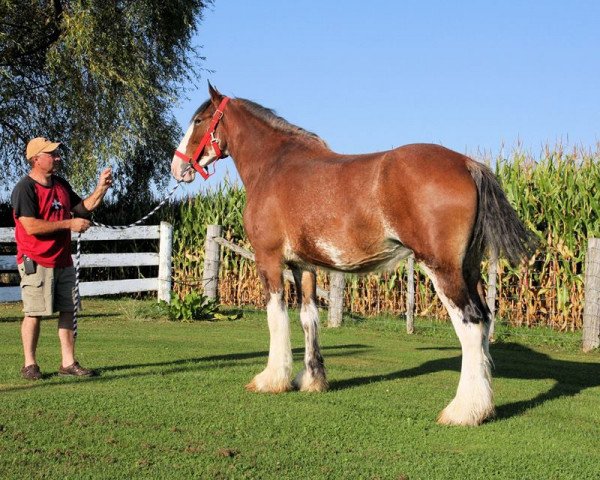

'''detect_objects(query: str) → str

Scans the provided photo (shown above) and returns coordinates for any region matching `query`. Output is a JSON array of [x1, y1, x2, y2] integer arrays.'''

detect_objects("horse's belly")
[[286, 238, 412, 273]]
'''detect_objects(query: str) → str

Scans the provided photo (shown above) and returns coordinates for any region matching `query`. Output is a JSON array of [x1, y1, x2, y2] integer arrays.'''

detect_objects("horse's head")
[[171, 83, 230, 183]]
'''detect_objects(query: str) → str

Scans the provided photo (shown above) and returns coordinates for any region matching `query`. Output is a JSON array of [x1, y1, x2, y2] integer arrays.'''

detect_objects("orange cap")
[[26, 137, 61, 160]]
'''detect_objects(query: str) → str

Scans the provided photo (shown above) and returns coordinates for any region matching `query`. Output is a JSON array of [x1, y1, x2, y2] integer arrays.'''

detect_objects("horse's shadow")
[[0, 344, 371, 393], [329, 342, 600, 421], [95, 343, 370, 374], [4, 339, 598, 423]]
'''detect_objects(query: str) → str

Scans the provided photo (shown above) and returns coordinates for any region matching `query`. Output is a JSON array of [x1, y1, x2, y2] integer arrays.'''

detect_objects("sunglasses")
[[39, 152, 61, 159]]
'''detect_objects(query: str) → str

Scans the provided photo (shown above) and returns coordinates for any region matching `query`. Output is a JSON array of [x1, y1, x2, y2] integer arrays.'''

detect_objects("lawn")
[[1, 299, 599, 479]]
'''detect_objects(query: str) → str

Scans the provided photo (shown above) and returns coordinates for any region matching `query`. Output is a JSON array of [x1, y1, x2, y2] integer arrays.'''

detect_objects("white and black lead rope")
[[72, 168, 191, 338]]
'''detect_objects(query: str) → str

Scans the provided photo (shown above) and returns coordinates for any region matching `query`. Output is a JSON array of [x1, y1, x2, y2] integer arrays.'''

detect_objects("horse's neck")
[[229, 115, 326, 191]]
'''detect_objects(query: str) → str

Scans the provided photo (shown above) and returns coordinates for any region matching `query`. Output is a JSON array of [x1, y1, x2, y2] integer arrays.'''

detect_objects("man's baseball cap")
[[26, 137, 61, 160]]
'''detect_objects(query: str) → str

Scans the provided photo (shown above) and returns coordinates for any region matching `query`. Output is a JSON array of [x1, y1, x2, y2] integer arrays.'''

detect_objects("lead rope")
[[72, 167, 191, 338]]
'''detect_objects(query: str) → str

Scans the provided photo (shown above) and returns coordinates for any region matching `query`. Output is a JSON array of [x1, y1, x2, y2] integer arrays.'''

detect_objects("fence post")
[[203, 224, 223, 301], [583, 238, 600, 352], [486, 249, 498, 340], [158, 222, 173, 303], [328, 271, 345, 327], [406, 255, 415, 334]]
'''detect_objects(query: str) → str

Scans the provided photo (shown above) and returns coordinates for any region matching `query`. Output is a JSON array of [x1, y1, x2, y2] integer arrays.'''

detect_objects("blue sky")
[[169, 0, 600, 195]]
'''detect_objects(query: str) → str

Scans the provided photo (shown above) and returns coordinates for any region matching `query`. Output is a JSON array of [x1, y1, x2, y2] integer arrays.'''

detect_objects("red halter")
[[174, 96, 230, 180]]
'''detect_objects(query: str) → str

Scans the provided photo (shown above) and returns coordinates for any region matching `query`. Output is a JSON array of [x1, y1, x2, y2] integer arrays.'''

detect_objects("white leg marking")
[[246, 292, 293, 393], [421, 266, 495, 426], [294, 300, 328, 392]]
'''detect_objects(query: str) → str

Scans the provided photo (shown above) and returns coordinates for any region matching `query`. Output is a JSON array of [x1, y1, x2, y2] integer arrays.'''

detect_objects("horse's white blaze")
[[250, 292, 293, 392], [177, 123, 194, 153], [421, 265, 494, 426], [171, 123, 195, 182]]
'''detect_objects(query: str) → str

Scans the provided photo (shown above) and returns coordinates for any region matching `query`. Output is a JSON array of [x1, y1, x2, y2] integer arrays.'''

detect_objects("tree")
[[0, 0, 211, 198]]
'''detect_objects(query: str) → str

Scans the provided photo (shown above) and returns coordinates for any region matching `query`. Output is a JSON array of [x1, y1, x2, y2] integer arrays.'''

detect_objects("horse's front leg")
[[246, 260, 293, 393], [293, 269, 328, 392]]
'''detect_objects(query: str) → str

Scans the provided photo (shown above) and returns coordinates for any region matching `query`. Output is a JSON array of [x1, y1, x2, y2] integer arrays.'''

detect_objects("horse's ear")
[[208, 81, 223, 104]]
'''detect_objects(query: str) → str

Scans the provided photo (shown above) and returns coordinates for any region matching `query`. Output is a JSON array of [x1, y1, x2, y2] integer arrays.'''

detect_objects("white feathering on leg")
[[246, 292, 293, 393], [294, 300, 328, 392], [421, 265, 495, 426]]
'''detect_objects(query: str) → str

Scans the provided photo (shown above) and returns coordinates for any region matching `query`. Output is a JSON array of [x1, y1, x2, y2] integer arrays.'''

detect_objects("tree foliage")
[[0, 0, 211, 198]]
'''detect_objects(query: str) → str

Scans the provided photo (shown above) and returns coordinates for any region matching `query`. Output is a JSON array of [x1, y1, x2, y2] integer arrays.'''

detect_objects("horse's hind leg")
[[421, 263, 495, 426], [292, 269, 328, 392], [246, 259, 293, 393]]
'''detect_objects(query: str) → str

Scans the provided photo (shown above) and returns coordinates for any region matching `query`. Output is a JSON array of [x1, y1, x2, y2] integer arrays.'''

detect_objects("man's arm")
[[18, 217, 91, 235], [77, 167, 113, 214]]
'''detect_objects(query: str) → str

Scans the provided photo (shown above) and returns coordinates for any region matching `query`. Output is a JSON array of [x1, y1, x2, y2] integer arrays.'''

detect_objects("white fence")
[[0, 222, 172, 303]]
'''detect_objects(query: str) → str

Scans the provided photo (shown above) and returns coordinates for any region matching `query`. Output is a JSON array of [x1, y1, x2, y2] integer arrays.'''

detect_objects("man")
[[11, 137, 113, 380]]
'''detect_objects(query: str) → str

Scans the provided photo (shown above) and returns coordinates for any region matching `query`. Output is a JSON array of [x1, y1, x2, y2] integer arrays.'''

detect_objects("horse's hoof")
[[293, 370, 329, 392], [245, 381, 258, 392], [245, 371, 292, 393], [436, 400, 495, 426]]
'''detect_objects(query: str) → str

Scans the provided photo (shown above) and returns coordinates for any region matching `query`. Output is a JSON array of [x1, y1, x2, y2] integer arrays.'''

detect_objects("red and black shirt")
[[11, 175, 82, 268]]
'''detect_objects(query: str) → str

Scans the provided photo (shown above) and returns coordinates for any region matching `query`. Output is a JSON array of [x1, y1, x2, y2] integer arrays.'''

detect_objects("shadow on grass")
[[0, 344, 371, 393], [4, 339, 598, 423], [217, 307, 247, 317], [492, 344, 600, 420], [96, 344, 370, 373], [329, 342, 600, 422], [0, 312, 120, 323], [0, 316, 22, 323]]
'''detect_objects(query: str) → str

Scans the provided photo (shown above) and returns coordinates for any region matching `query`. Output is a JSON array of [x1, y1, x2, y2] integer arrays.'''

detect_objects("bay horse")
[[171, 84, 535, 426]]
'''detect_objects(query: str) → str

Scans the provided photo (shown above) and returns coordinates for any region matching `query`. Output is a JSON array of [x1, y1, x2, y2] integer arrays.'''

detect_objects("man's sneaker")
[[58, 361, 94, 377], [21, 364, 42, 380]]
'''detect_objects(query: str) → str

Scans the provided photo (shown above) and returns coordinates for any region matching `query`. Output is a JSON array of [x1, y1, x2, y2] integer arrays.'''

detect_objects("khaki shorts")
[[18, 263, 78, 316]]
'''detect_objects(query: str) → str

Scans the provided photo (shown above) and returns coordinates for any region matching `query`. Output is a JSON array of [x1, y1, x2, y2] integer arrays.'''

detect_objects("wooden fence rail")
[[4, 220, 597, 352], [0, 222, 173, 303], [202, 225, 338, 324]]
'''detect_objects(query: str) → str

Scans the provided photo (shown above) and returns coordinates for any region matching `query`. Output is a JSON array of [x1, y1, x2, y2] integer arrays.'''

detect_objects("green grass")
[[1, 299, 599, 479]]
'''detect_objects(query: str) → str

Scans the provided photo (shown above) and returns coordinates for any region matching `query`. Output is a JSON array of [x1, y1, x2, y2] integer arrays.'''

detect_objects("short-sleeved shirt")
[[11, 175, 82, 268]]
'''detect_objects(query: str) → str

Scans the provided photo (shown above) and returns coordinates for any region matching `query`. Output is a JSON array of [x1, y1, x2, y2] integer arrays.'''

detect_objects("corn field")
[[169, 146, 600, 331]]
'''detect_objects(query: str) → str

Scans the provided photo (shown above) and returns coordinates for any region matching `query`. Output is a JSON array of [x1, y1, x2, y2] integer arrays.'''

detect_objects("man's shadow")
[[329, 342, 600, 421]]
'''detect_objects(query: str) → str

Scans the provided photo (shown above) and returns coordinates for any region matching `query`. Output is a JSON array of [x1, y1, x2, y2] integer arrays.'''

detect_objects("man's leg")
[[58, 311, 75, 368], [19, 263, 51, 370], [54, 267, 93, 376], [22, 315, 41, 367]]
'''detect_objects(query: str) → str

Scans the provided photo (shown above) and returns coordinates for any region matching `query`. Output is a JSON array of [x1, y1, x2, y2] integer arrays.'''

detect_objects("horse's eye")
[[194, 118, 201, 125]]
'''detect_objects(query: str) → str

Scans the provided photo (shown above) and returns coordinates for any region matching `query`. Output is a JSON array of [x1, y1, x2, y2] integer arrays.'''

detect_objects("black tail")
[[466, 160, 538, 266]]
